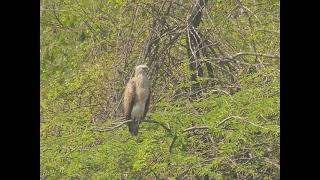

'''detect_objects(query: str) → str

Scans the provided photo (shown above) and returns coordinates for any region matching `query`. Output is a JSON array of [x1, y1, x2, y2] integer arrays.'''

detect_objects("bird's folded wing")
[[123, 78, 136, 120]]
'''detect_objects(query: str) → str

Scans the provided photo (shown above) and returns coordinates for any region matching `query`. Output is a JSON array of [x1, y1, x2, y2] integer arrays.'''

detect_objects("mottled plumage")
[[123, 65, 150, 136]]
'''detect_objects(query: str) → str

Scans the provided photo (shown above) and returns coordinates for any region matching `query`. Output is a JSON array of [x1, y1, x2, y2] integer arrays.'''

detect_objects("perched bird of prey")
[[123, 65, 151, 136]]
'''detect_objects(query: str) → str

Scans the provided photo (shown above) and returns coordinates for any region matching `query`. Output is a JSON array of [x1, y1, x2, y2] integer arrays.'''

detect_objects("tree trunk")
[[186, 0, 213, 95]]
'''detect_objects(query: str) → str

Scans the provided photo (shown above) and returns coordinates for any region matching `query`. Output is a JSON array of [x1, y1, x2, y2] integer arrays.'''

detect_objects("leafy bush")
[[41, 66, 279, 179], [41, 0, 279, 179]]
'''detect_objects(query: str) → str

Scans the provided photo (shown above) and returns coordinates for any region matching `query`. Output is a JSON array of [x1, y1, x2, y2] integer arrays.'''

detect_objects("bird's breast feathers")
[[128, 75, 150, 120]]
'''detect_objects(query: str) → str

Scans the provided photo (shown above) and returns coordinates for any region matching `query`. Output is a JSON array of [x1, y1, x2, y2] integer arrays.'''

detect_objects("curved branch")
[[169, 135, 178, 153], [144, 120, 172, 133], [91, 120, 132, 132], [217, 116, 243, 127]]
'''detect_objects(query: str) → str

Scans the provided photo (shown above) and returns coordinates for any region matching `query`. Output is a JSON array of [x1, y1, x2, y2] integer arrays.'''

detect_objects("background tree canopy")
[[40, 0, 279, 179]]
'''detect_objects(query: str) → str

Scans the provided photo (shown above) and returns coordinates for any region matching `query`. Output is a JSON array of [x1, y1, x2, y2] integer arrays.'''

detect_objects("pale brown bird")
[[123, 65, 151, 136]]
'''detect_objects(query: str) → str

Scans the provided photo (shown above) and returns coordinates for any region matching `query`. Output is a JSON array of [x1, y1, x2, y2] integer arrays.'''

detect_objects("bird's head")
[[134, 64, 149, 76]]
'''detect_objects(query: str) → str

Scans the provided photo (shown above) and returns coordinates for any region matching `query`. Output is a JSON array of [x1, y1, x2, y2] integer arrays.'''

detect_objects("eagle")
[[123, 65, 151, 136]]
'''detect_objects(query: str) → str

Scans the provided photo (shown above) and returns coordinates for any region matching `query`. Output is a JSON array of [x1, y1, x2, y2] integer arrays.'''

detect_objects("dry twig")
[[91, 120, 132, 132]]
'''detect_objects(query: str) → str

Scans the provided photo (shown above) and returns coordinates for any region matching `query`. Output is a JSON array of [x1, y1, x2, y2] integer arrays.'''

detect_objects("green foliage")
[[41, 0, 279, 179], [41, 66, 279, 179]]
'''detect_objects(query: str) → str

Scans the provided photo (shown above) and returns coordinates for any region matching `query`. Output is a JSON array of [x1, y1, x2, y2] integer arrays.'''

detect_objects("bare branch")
[[183, 126, 209, 132], [256, 29, 280, 34], [51, 4, 67, 29], [217, 116, 244, 127], [242, 119, 270, 130], [217, 116, 273, 131], [144, 120, 172, 133], [230, 52, 280, 59], [91, 120, 132, 132], [169, 135, 178, 153]]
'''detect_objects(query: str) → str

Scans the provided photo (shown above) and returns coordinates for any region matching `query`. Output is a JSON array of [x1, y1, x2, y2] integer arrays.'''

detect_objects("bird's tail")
[[128, 121, 139, 136]]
